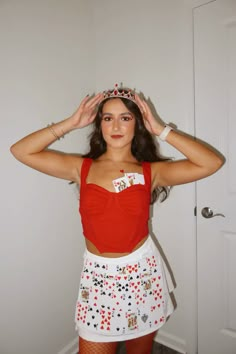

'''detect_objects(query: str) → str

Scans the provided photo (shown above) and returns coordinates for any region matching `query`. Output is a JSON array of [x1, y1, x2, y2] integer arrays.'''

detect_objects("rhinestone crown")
[[102, 83, 135, 102]]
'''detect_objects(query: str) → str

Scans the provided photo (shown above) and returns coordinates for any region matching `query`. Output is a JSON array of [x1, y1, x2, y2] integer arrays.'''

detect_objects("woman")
[[10, 86, 223, 354]]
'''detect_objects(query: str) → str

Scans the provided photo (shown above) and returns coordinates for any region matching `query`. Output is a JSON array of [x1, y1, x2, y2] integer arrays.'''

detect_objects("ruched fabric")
[[79, 158, 151, 253]]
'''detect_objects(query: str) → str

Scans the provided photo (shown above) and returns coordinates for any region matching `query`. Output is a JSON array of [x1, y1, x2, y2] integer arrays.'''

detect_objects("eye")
[[102, 116, 113, 122], [121, 116, 133, 121]]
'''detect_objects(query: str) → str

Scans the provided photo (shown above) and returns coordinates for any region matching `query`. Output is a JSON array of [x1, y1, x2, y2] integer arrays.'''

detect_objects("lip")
[[111, 135, 124, 139]]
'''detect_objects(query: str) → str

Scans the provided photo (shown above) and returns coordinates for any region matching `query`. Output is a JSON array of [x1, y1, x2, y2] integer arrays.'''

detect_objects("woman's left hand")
[[135, 94, 164, 136]]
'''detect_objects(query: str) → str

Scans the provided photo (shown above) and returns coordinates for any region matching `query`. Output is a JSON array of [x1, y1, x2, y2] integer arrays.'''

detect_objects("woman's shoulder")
[[149, 160, 169, 184], [77, 156, 92, 172], [68, 155, 91, 185]]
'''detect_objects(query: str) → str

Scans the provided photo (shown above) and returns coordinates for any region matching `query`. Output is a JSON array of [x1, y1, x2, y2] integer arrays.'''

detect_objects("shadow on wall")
[[117, 341, 181, 353]]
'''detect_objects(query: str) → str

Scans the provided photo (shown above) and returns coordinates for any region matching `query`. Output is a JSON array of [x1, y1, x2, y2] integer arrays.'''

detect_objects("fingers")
[[134, 94, 143, 108], [79, 93, 103, 111], [135, 94, 147, 115], [85, 93, 103, 108], [142, 100, 151, 114], [88, 112, 97, 123], [80, 95, 91, 105]]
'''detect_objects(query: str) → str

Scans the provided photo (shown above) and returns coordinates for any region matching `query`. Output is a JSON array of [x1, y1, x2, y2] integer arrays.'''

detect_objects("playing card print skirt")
[[75, 236, 174, 342]]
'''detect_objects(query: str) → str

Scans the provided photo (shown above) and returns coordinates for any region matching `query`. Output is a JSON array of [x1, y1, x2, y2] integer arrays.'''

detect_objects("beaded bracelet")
[[47, 123, 65, 140]]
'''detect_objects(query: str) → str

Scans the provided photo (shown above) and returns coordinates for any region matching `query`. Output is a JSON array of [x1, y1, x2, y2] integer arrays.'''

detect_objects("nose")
[[112, 118, 120, 131]]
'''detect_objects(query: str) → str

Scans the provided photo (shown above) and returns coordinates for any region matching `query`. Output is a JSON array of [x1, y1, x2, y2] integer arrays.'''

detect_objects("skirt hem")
[[76, 307, 174, 342]]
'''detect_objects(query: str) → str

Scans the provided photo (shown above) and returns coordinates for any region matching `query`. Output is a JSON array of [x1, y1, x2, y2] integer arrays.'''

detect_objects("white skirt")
[[75, 236, 174, 342]]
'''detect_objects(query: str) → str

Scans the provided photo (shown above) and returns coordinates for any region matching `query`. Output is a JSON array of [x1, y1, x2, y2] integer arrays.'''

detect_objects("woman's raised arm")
[[10, 93, 103, 182], [151, 130, 224, 187], [135, 94, 224, 188]]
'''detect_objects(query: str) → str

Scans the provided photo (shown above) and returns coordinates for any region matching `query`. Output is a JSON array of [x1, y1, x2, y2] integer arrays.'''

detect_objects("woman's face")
[[101, 98, 136, 149]]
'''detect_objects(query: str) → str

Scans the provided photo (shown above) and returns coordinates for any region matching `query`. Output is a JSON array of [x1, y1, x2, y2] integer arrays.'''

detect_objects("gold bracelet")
[[47, 123, 65, 140]]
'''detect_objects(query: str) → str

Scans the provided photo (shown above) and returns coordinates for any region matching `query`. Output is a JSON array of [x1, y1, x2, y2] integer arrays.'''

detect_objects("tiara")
[[102, 83, 136, 102]]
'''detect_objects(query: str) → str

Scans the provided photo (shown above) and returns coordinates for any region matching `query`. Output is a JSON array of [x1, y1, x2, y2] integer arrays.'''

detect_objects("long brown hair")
[[83, 97, 170, 203]]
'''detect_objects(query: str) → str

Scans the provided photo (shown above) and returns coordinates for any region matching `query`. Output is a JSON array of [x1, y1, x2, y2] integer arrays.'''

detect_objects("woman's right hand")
[[69, 93, 104, 129]]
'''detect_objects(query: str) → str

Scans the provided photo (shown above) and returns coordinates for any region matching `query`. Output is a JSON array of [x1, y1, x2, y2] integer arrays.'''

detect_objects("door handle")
[[201, 207, 225, 218]]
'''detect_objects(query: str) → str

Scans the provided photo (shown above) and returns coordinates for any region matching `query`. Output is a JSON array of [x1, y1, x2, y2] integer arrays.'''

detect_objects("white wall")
[[0, 1, 94, 353], [1, 1, 197, 353], [93, 0, 196, 353]]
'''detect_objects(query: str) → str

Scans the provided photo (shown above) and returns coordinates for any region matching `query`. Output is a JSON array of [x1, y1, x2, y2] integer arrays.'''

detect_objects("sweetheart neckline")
[[85, 182, 146, 194]]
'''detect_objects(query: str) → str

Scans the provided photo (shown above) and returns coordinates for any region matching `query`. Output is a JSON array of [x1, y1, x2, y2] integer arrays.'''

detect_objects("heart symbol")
[[141, 314, 148, 323]]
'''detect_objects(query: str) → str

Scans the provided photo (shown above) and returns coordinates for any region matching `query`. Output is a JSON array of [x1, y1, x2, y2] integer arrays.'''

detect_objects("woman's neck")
[[100, 147, 136, 163]]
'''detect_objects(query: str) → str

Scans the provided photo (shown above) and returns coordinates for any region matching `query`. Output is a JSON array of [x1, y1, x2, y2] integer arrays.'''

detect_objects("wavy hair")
[[83, 97, 170, 203]]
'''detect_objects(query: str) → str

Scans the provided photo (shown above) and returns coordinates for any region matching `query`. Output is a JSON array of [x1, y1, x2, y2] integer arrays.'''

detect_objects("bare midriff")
[[85, 235, 149, 258]]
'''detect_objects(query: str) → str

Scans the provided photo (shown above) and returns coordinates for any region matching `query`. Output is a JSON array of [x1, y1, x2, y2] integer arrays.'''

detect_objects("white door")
[[194, 1, 236, 353]]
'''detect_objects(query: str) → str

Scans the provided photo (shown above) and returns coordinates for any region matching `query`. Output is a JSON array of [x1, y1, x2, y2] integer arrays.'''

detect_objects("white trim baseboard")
[[155, 330, 187, 354], [57, 337, 78, 354]]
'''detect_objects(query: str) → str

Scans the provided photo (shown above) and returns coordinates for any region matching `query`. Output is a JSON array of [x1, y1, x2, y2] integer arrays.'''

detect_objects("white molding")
[[155, 330, 187, 354], [57, 337, 78, 354], [192, 0, 216, 9]]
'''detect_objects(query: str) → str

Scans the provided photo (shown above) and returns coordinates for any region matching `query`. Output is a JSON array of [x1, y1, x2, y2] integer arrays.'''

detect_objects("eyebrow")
[[102, 112, 133, 116]]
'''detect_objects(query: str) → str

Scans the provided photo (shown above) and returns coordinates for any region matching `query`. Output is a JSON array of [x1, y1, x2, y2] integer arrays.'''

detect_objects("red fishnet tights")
[[78, 331, 155, 354], [78, 337, 118, 354], [125, 331, 155, 354]]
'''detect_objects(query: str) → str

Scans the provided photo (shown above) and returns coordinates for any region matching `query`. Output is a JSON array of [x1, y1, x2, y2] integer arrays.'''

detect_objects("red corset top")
[[79, 158, 151, 253]]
